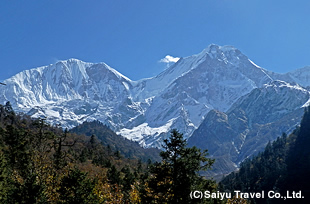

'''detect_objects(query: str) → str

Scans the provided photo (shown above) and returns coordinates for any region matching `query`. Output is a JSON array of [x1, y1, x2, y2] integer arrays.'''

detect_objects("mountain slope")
[[0, 44, 309, 151], [119, 45, 275, 147], [70, 120, 161, 162], [267, 66, 310, 88], [1, 59, 143, 129], [220, 106, 310, 203], [188, 80, 310, 176]]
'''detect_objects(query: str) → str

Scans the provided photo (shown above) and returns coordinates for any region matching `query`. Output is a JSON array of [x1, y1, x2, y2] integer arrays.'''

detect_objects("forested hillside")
[[70, 120, 161, 162], [3, 99, 308, 203], [0, 102, 219, 203], [0, 102, 155, 203], [220, 107, 310, 203]]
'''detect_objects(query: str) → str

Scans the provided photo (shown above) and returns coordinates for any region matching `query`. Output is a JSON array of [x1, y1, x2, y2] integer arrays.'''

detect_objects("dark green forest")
[[220, 106, 310, 203], [69, 120, 161, 163], [0, 102, 219, 203], [1, 101, 310, 203]]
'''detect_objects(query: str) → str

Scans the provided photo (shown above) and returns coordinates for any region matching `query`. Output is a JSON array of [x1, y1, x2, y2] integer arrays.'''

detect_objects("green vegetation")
[[4, 100, 308, 203], [220, 107, 310, 203], [0, 102, 217, 203], [140, 129, 217, 203], [70, 120, 161, 162]]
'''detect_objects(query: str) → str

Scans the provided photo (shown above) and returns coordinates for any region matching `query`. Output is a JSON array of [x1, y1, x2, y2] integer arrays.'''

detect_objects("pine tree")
[[107, 165, 121, 185], [286, 106, 310, 197], [146, 129, 215, 203], [58, 167, 99, 203]]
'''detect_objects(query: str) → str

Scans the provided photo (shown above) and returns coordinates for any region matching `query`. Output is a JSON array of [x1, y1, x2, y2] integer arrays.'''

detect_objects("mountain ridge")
[[188, 79, 309, 176], [0, 44, 309, 152]]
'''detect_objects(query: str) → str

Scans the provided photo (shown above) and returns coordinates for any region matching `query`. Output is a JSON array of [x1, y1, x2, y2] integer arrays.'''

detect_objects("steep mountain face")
[[119, 45, 274, 147], [0, 59, 142, 129], [0, 44, 309, 155], [220, 107, 310, 203], [188, 80, 310, 176]]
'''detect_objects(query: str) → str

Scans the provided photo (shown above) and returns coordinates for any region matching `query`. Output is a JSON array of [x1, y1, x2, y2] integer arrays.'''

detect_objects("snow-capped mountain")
[[256, 63, 310, 89], [188, 80, 310, 176], [119, 45, 275, 147], [0, 44, 309, 152], [288, 66, 310, 87], [0, 59, 142, 129]]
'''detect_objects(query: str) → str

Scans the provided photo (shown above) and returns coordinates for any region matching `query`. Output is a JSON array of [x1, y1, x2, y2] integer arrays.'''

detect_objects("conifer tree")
[[58, 167, 99, 203], [146, 129, 215, 203], [286, 106, 310, 195]]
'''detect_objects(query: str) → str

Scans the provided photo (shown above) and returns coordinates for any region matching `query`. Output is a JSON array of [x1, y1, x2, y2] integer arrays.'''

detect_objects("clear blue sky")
[[1, 0, 310, 81]]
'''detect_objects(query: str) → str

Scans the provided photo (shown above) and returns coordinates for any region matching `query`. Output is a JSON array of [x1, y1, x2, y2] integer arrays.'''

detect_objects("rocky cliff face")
[[188, 80, 309, 176]]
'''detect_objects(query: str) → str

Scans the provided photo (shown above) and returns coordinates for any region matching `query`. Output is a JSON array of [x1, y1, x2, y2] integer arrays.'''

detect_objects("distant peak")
[[207, 43, 220, 50], [195, 44, 244, 62], [56, 58, 85, 64], [205, 44, 238, 52], [199, 44, 240, 55], [67, 58, 82, 62]]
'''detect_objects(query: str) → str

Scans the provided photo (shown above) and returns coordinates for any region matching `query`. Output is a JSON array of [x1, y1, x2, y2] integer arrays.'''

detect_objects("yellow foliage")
[[94, 179, 124, 204], [141, 180, 174, 204], [129, 181, 141, 203]]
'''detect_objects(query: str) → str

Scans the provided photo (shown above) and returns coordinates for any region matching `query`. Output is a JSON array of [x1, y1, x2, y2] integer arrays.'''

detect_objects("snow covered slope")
[[120, 45, 275, 147], [188, 80, 310, 176], [0, 59, 143, 129], [0, 45, 309, 150]]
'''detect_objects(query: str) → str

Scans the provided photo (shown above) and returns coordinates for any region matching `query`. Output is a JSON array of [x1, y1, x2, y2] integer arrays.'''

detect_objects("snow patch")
[[117, 118, 175, 145]]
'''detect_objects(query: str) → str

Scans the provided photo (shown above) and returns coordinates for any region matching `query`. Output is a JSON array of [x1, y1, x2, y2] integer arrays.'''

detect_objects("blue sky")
[[1, 0, 310, 81]]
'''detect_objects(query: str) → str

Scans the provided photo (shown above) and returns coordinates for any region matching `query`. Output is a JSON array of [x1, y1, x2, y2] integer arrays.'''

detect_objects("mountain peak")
[[208, 44, 236, 51], [202, 44, 239, 54], [1, 45, 309, 151], [54, 58, 86, 65], [193, 44, 245, 64], [52, 58, 132, 82], [61, 58, 83, 62]]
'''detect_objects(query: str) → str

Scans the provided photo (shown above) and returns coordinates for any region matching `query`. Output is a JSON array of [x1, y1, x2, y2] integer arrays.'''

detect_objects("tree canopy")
[[143, 129, 217, 203]]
